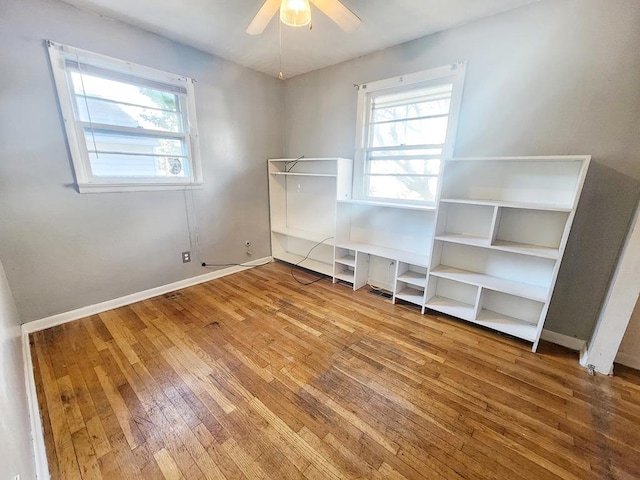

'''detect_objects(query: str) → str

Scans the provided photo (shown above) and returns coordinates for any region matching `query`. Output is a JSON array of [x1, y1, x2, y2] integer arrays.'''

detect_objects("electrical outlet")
[[182, 251, 191, 263]]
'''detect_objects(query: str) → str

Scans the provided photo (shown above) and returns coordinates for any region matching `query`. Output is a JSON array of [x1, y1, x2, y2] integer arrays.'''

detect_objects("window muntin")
[[48, 42, 202, 192], [356, 64, 465, 205]]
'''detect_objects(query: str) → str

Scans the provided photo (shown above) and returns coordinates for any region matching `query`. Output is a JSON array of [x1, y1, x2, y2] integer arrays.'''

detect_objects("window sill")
[[77, 182, 204, 194]]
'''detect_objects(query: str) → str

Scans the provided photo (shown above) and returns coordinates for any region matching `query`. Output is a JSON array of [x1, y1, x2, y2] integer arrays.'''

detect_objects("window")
[[354, 63, 466, 204], [47, 41, 203, 193]]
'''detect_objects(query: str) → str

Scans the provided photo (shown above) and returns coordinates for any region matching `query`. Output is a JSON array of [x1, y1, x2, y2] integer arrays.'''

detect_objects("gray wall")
[[0, 259, 35, 479], [283, 0, 640, 340], [0, 0, 283, 322]]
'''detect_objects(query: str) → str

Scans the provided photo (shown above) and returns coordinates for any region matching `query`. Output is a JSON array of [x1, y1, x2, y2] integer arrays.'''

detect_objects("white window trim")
[[353, 62, 467, 205], [47, 41, 203, 193]]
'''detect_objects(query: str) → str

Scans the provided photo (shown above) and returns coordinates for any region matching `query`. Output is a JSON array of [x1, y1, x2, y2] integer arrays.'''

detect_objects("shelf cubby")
[[490, 207, 568, 259], [334, 247, 356, 267], [474, 290, 544, 341], [441, 157, 586, 210], [424, 277, 478, 320], [334, 264, 355, 284], [396, 263, 428, 289], [394, 283, 425, 307], [436, 201, 494, 241]]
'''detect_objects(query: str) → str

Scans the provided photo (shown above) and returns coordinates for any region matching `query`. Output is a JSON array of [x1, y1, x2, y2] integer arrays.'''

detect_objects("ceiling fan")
[[246, 0, 361, 35]]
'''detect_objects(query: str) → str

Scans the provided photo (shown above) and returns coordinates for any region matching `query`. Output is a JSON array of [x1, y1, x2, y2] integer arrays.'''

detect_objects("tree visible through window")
[[355, 64, 466, 204]]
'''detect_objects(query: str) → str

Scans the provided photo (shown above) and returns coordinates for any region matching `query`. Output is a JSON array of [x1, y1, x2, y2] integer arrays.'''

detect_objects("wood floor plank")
[[30, 262, 640, 480]]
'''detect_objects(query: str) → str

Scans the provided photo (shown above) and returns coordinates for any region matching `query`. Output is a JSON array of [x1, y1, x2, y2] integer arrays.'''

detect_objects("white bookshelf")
[[267, 155, 590, 352], [427, 156, 590, 350], [268, 158, 352, 276]]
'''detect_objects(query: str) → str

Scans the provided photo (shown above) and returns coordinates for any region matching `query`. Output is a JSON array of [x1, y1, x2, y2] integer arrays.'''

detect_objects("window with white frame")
[[354, 63, 466, 204], [47, 41, 203, 193]]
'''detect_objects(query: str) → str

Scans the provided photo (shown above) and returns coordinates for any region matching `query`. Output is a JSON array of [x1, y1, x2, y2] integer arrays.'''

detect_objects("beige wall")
[[283, 0, 640, 340]]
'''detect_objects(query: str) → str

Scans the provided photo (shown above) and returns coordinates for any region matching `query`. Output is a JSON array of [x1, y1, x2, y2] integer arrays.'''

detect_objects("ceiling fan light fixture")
[[280, 0, 311, 27]]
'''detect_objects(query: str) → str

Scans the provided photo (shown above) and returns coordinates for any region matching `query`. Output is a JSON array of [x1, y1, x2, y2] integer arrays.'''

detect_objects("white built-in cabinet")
[[268, 156, 590, 351], [268, 158, 352, 276]]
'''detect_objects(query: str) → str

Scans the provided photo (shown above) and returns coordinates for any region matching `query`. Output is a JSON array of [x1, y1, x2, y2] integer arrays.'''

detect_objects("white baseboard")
[[21, 257, 271, 479], [22, 257, 272, 335], [615, 352, 640, 371], [540, 330, 586, 351], [22, 327, 49, 480]]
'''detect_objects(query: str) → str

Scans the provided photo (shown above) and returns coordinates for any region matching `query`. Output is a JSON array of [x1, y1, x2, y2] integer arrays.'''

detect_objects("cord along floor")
[[30, 262, 640, 479]]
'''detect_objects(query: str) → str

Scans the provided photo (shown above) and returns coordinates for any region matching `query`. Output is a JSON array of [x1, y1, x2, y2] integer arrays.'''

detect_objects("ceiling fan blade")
[[310, 0, 361, 32], [246, 0, 281, 35]]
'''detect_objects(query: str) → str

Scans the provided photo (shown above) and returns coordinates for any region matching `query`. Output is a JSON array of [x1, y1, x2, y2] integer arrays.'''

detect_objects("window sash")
[[48, 41, 202, 191], [354, 63, 466, 204]]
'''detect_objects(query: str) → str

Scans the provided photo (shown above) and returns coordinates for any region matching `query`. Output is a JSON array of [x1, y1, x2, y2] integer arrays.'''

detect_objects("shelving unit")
[[268, 158, 352, 276], [268, 155, 590, 352], [335, 200, 435, 292], [427, 156, 590, 350]]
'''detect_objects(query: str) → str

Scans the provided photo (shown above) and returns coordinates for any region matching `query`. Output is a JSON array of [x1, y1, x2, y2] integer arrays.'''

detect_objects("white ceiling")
[[61, 0, 538, 78]]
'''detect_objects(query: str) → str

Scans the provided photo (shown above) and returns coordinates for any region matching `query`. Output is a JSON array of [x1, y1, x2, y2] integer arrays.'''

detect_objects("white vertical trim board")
[[22, 257, 272, 334], [582, 205, 640, 374]]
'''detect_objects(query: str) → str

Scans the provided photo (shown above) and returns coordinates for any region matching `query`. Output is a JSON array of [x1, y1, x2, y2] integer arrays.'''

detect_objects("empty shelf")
[[335, 255, 356, 267], [334, 271, 355, 284], [475, 309, 538, 341], [336, 242, 429, 267], [395, 287, 425, 306], [435, 235, 559, 260], [430, 266, 548, 302], [425, 296, 475, 321], [440, 198, 572, 212], [397, 271, 428, 288], [274, 252, 334, 277], [435, 234, 490, 248], [270, 172, 336, 177], [271, 227, 335, 245]]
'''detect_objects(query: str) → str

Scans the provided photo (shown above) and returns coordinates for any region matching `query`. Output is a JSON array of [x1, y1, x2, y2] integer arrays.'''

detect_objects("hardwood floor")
[[31, 262, 640, 479]]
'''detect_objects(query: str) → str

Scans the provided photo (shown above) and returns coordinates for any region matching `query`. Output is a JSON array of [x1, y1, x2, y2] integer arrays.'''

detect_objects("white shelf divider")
[[335, 254, 356, 267], [440, 198, 573, 212], [271, 227, 335, 245], [435, 234, 559, 259]]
